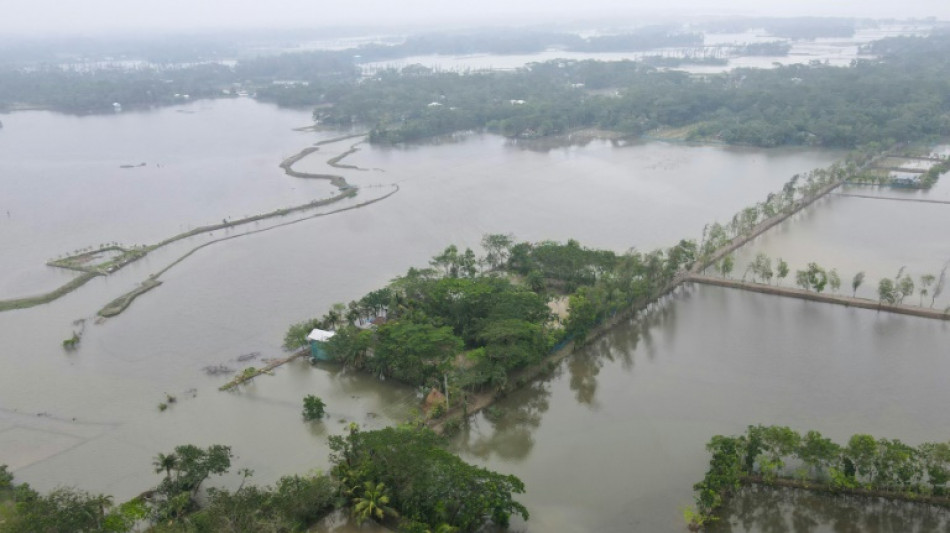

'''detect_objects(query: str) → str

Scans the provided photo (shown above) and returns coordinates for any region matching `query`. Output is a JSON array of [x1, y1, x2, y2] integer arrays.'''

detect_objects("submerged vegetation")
[[688, 425, 950, 529], [302, 395, 327, 420]]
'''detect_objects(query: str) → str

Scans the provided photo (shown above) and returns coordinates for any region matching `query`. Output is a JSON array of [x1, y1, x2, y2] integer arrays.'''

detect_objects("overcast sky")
[[2, 0, 947, 35]]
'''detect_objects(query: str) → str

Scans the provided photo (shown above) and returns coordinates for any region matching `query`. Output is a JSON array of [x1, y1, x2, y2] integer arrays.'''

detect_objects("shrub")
[[302, 395, 327, 421]]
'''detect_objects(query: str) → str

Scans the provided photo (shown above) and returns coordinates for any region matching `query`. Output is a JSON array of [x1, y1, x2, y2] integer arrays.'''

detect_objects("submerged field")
[[1, 97, 948, 531]]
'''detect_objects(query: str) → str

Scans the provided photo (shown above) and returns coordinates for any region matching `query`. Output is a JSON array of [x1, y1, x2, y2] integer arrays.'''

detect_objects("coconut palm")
[[153, 452, 179, 481], [352, 481, 398, 525]]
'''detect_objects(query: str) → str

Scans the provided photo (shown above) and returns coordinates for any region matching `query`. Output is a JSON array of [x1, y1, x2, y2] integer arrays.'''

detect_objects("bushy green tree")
[[302, 395, 327, 420], [329, 426, 528, 532], [149, 444, 233, 522], [878, 278, 898, 305]]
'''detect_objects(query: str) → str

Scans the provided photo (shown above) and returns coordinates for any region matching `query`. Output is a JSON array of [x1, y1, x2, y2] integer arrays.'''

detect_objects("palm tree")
[[352, 481, 398, 525], [92, 494, 113, 528], [153, 452, 179, 481]]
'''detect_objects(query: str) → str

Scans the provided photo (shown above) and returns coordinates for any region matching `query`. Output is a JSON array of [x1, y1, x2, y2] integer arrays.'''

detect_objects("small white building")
[[307, 328, 336, 360]]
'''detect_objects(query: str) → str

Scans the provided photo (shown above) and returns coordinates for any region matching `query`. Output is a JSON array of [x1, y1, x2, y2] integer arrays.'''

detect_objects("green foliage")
[[565, 287, 598, 344], [718, 254, 735, 278], [10, 30, 950, 151], [325, 32, 950, 148], [324, 326, 374, 367], [508, 239, 619, 291], [152, 473, 337, 532], [692, 426, 950, 524], [897, 274, 915, 304], [373, 321, 463, 385], [798, 430, 841, 474], [878, 278, 898, 304], [351, 481, 398, 525], [693, 435, 743, 516], [804, 263, 828, 293], [775, 258, 789, 284], [149, 444, 233, 522], [0, 465, 12, 490], [291, 232, 701, 394], [481, 233, 514, 271], [748, 253, 773, 284], [828, 269, 841, 293], [0, 485, 134, 533], [852, 271, 865, 297], [62, 332, 80, 351], [302, 395, 327, 421], [329, 426, 528, 532], [283, 318, 322, 351], [2, 451, 341, 533]]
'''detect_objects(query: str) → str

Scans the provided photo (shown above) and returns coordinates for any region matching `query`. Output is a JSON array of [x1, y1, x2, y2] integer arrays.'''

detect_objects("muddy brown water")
[[5, 99, 946, 532]]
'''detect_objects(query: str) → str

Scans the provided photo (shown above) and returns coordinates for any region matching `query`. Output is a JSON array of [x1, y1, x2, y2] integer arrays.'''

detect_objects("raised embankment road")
[[687, 274, 950, 321]]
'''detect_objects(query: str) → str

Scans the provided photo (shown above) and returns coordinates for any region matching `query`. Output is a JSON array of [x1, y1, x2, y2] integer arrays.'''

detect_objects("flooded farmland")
[[2, 97, 948, 532]]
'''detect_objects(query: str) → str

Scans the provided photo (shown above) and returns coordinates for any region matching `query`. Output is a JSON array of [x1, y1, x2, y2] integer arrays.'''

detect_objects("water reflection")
[[455, 378, 552, 462], [712, 485, 950, 533], [507, 134, 628, 153]]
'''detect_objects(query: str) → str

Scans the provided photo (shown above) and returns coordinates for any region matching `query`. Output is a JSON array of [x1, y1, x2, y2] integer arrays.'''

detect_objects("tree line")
[[714, 251, 949, 310], [687, 425, 950, 529], [6, 28, 950, 152], [0, 425, 527, 532], [320, 32, 950, 148]]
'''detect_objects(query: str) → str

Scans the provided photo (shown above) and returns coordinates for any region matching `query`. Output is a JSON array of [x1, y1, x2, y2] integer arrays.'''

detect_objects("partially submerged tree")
[[329, 426, 528, 531], [852, 271, 865, 297], [776, 258, 789, 285], [302, 395, 327, 421], [149, 444, 233, 522]]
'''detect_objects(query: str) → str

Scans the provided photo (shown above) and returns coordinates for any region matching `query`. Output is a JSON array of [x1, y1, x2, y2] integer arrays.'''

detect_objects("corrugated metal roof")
[[307, 329, 335, 342]]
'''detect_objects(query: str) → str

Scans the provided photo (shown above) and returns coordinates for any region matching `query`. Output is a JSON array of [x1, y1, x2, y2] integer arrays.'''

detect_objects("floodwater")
[[359, 24, 931, 75], [712, 485, 950, 532], [326, 133, 843, 252], [1, 98, 944, 531], [453, 285, 950, 532], [0, 98, 342, 297], [731, 183, 950, 309]]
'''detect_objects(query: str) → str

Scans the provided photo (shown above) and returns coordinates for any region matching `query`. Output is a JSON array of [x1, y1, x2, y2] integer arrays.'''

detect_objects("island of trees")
[[279, 145, 949, 427], [284, 234, 696, 401]]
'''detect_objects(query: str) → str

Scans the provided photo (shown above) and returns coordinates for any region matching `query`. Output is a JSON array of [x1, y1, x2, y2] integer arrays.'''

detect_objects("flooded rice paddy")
[[1, 98, 948, 532]]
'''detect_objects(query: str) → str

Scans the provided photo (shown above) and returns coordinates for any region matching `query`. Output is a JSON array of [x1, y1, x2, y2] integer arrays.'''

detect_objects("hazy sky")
[[2, 0, 947, 35]]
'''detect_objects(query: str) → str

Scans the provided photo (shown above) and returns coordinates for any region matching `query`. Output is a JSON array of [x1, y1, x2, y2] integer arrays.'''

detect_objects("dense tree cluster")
[[7, 27, 949, 149], [689, 425, 950, 528], [286, 234, 697, 395], [0, 64, 233, 113], [329, 425, 528, 531], [315, 32, 950, 147], [0, 426, 528, 532]]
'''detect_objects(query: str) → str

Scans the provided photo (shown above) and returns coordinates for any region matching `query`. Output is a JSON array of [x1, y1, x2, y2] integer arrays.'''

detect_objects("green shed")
[[307, 328, 335, 361]]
